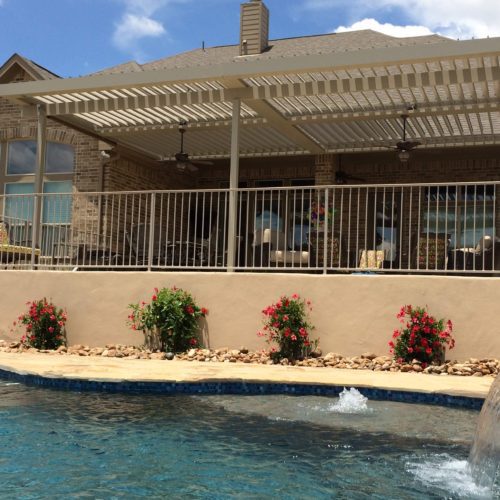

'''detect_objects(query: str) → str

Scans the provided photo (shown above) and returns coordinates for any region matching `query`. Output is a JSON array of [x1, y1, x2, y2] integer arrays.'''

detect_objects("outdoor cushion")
[[359, 250, 385, 269], [416, 233, 449, 269]]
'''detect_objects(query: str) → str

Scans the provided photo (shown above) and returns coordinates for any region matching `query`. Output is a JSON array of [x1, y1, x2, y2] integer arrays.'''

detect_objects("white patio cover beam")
[[32, 104, 47, 266], [227, 98, 241, 272], [223, 77, 325, 154], [291, 101, 500, 125], [0, 37, 498, 99], [100, 100, 500, 134], [36, 63, 500, 117]]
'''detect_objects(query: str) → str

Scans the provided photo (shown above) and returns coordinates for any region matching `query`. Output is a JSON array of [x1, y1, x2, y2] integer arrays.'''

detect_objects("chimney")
[[240, 0, 269, 56]]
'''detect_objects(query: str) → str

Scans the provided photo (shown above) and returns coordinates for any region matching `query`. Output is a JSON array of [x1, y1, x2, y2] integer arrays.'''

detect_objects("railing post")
[[323, 188, 329, 274], [147, 192, 156, 272], [31, 194, 40, 270]]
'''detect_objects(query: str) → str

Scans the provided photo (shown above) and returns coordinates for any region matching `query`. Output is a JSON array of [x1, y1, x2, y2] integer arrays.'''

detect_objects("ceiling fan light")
[[398, 150, 410, 163]]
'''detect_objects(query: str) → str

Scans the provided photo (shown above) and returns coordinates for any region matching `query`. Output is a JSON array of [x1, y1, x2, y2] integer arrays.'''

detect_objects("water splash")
[[329, 388, 372, 414], [469, 375, 500, 489], [407, 455, 493, 499]]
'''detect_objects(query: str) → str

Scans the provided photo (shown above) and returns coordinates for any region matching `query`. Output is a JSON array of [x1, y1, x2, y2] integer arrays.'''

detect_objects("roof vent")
[[240, 0, 269, 56]]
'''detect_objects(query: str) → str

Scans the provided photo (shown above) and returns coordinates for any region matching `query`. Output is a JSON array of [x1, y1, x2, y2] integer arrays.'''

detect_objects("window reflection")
[[46, 142, 74, 173], [7, 141, 37, 175], [6, 141, 74, 175]]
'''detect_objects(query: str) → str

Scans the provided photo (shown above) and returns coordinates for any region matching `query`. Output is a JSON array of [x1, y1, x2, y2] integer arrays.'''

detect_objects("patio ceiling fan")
[[158, 120, 214, 172], [388, 112, 421, 163]]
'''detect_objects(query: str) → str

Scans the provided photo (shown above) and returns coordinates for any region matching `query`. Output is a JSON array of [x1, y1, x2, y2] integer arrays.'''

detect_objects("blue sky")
[[0, 0, 498, 78]]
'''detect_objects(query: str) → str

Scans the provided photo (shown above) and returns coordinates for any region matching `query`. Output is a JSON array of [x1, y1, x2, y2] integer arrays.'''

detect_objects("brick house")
[[0, 0, 499, 272]]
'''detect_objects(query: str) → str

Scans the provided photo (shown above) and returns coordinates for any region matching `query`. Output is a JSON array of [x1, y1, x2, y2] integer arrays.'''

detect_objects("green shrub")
[[258, 294, 317, 361], [390, 305, 455, 367], [15, 299, 67, 350], [128, 287, 208, 353]]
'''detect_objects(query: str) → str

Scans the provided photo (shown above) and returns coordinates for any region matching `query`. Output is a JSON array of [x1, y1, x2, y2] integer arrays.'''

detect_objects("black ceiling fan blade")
[[335, 170, 365, 183], [396, 140, 421, 151], [191, 159, 214, 166], [177, 161, 198, 172]]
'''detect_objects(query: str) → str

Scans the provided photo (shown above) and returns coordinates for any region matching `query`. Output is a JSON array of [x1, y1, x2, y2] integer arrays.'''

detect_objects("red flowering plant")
[[390, 305, 455, 367], [13, 299, 67, 350], [258, 294, 317, 361], [128, 286, 208, 353]]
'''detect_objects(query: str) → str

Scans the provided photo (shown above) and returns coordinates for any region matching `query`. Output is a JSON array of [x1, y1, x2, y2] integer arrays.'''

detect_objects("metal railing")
[[0, 181, 498, 274]]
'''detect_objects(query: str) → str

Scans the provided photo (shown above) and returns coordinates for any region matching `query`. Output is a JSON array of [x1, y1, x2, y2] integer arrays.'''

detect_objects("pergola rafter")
[[24, 62, 499, 118], [0, 36, 498, 159]]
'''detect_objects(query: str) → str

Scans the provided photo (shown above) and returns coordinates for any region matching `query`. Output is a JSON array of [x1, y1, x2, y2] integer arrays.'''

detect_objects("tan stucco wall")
[[0, 271, 498, 360]]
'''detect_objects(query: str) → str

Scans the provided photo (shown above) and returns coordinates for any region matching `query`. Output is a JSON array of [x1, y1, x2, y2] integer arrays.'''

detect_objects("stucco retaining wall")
[[0, 271, 498, 360]]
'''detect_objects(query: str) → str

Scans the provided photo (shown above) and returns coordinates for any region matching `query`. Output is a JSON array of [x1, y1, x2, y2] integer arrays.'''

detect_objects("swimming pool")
[[0, 381, 495, 499]]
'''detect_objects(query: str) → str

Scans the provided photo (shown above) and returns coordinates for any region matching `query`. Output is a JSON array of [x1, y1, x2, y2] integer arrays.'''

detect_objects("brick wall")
[[198, 147, 500, 188], [198, 155, 315, 188]]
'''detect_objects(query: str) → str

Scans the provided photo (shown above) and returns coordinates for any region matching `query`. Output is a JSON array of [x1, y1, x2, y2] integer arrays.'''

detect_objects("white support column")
[[31, 104, 47, 267], [227, 98, 241, 272]]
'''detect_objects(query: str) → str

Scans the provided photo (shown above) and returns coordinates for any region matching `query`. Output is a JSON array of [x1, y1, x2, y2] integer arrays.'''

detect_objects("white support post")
[[31, 105, 47, 268], [227, 98, 241, 272]]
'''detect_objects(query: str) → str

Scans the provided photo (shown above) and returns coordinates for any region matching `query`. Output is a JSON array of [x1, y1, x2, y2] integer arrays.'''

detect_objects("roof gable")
[[0, 53, 59, 84]]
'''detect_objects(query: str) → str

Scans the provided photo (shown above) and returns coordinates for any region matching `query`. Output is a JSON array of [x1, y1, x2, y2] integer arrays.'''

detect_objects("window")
[[42, 181, 73, 224], [7, 140, 37, 175], [423, 185, 495, 249], [290, 178, 315, 187], [46, 142, 74, 173], [6, 140, 74, 175], [254, 180, 284, 188], [4, 181, 72, 223]]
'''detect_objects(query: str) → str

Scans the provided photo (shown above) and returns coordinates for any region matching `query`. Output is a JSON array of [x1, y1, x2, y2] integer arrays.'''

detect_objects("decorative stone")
[[150, 352, 167, 360]]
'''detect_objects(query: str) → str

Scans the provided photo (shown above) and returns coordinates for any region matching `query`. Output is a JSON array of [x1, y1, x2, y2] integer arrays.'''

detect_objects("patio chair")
[[472, 235, 500, 271], [308, 231, 342, 268], [261, 228, 309, 266], [413, 232, 450, 270], [51, 230, 122, 270], [169, 221, 225, 267], [0, 220, 40, 265], [125, 223, 168, 267]]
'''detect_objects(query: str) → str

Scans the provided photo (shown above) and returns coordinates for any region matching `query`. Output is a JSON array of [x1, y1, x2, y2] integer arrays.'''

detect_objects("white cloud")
[[113, 13, 165, 52], [120, 0, 169, 17], [112, 0, 181, 58], [336, 18, 433, 38], [301, 0, 500, 39]]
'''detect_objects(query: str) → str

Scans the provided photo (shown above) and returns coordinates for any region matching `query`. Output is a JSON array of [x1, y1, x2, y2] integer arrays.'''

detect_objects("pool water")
[[0, 381, 496, 499]]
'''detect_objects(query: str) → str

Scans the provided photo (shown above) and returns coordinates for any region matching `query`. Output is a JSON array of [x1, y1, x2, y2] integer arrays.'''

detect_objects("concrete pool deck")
[[0, 351, 493, 400]]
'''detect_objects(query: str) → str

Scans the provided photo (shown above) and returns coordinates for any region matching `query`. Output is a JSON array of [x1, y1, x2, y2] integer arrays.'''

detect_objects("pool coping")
[[0, 352, 492, 410]]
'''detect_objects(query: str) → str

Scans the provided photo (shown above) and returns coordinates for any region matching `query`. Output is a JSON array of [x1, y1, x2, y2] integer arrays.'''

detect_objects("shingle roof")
[[91, 60, 142, 76], [95, 30, 450, 75]]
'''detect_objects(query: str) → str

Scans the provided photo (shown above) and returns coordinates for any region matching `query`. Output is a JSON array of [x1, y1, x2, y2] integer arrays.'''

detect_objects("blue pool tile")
[[0, 368, 484, 410]]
